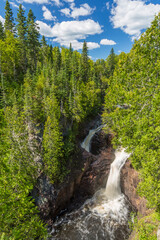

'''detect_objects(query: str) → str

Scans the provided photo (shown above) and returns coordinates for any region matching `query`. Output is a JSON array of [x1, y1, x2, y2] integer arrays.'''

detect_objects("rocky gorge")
[[32, 118, 149, 239]]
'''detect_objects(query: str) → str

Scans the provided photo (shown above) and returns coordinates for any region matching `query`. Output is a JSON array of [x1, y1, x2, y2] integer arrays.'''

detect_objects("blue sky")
[[0, 0, 160, 60]]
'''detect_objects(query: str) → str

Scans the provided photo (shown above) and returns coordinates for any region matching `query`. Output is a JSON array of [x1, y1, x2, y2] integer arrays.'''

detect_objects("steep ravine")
[[33, 122, 148, 239], [50, 129, 133, 239]]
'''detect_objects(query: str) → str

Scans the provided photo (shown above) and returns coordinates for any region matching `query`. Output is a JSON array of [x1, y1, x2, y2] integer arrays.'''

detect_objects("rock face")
[[32, 130, 114, 224], [32, 125, 147, 229], [90, 130, 112, 155], [121, 161, 148, 215], [32, 147, 96, 223]]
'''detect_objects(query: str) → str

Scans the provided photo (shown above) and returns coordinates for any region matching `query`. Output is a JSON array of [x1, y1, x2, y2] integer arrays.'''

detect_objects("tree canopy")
[[103, 13, 160, 212]]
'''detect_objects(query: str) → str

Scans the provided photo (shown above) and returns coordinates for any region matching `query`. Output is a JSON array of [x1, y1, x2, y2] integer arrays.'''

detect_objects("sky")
[[0, 0, 160, 60]]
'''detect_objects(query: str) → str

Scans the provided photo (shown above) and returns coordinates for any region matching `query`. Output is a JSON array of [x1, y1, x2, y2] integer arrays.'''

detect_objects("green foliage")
[[27, 9, 40, 72], [16, 4, 27, 74], [131, 212, 160, 240], [0, 21, 5, 40], [43, 96, 65, 183], [0, 2, 107, 238], [102, 13, 160, 211], [0, 104, 47, 239], [106, 48, 117, 77], [81, 41, 89, 83], [4, 0, 15, 33]]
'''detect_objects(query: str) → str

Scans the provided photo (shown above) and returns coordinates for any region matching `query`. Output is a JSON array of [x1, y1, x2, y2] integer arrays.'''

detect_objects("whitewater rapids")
[[51, 126, 132, 240]]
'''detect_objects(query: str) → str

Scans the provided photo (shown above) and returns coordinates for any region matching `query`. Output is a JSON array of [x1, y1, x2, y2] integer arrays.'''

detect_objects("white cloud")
[[87, 42, 100, 50], [19, 0, 48, 3], [106, 2, 110, 10], [60, 8, 70, 17], [54, 39, 100, 50], [63, 0, 74, 2], [100, 39, 116, 45], [60, 3, 95, 19], [10, 1, 19, 8], [36, 21, 53, 37], [16, 0, 61, 5], [52, 0, 61, 6], [111, 0, 160, 39], [17, 0, 48, 3], [37, 19, 102, 49], [37, 19, 102, 39], [42, 6, 57, 21], [0, 16, 5, 25]]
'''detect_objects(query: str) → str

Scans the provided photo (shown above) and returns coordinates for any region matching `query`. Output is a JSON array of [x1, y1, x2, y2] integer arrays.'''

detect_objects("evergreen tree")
[[4, 0, 15, 33], [81, 41, 89, 82], [41, 35, 47, 47], [16, 4, 26, 42], [102, 13, 160, 212], [53, 46, 61, 74], [43, 95, 64, 183], [0, 21, 5, 40], [40, 36, 48, 66], [48, 44, 53, 66], [69, 43, 73, 57], [27, 9, 40, 72], [16, 4, 27, 73], [106, 48, 116, 77]]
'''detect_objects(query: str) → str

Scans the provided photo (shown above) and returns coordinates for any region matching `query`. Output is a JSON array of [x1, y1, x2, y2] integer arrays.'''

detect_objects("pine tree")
[[48, 44, 53, 66], [81, 41, 89, 82], [0, 21, 5, 40], [27, 9, 40, 72], [41, 35, 47, 47], [16, 4, 27, 73], [106, 48, 116, 77], [40, 36, 48, 66], [43, 95, 64, 183], [4, 0, 15, 33], [53, 46, 61, 74], [69, 43, 73, 56]]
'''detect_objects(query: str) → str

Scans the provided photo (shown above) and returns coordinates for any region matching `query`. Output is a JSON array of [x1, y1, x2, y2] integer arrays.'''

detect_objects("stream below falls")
[[50, 126, 132, 240]]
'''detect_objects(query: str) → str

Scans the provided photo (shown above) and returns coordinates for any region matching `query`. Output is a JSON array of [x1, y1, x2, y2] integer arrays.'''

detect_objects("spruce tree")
[[81, 41, 89, 82], [48, 44, 53, 65], [4, 0, 15, 33], [69, 43, 73, 56], [16, 4, 26, 42], [16, 4, 27, 73], [0, 21, 5, 40], [53, 46, 61, 74], [27, 9, 40, 72], [40, 36, 48, 66], [106, 48, 116, 77], [41, 35, 47, 47]]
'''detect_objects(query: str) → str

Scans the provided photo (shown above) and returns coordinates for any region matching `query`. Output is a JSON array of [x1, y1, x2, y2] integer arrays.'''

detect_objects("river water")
[[51, 126, 132, 240]]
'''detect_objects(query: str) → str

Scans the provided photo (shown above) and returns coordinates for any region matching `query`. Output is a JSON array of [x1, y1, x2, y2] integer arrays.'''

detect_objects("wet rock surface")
[[90, 130, 112, 155], [32, 147, 96, 223], [32, 129, 114, 225], [32, 122, 147, 240], [121, 161, 148, 215]]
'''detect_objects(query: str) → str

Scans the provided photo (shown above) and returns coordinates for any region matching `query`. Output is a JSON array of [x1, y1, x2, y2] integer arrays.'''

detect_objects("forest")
[[0, 1, 159, 239]]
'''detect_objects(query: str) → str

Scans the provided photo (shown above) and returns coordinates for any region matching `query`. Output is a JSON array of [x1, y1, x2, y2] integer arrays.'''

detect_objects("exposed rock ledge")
[[121, 161, 148, 215], [32, 129, 148, 227]]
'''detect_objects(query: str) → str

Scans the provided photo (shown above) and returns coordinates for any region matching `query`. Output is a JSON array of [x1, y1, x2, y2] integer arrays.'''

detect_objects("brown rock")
[[121, 160, 148, 215], [90, 131, 112, 155]]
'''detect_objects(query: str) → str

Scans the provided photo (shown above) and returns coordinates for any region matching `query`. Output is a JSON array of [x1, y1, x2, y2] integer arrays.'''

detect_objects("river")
[[50, 125, 132, 240]]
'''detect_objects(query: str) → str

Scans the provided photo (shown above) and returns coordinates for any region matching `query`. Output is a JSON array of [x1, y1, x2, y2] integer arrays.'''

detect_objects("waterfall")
[[81, 125, 104, 152], [105, 149, 131, 200], [81, 125, 131, 201], [52, 126, 132, 240]]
